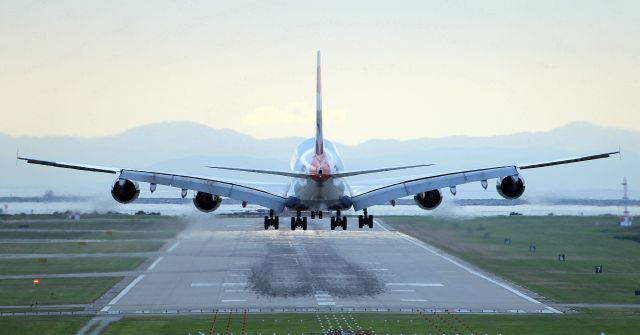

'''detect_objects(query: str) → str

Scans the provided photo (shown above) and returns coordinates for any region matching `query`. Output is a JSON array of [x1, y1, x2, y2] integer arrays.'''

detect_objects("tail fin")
[[315, 50, 324, 155]]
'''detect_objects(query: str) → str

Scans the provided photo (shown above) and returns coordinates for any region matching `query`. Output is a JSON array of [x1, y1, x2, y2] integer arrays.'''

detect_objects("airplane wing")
[[18, 157, 287, 212], [350, 151, 619, 211]]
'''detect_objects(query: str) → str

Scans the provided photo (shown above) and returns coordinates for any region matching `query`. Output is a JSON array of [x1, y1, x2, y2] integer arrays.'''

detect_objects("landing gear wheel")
[[318, 211, 323, 219], [330, 217, 336, 230], [291, 217, 296, 231], [358, 215, 364, 229], [342, 216, 347, 230], [264, 216, 269, 230], [311, 211, 316, 219], [368, 215, 374, 228], [302, 217, 308, 230]]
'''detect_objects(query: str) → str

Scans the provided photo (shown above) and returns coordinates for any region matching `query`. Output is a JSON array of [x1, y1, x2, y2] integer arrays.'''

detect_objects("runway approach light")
[[32, 279, 40, 285]]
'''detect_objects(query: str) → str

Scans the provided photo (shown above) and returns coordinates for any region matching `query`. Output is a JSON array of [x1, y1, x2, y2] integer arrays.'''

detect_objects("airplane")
[[19, 51, 619, 231]]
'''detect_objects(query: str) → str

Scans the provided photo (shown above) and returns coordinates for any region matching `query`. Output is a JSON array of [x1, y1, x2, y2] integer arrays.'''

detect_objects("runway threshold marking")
[[375, 219, 562, 314], [147, 256, 164, 271], [167, 241, 180, 253], [100, 275, 145, 312]]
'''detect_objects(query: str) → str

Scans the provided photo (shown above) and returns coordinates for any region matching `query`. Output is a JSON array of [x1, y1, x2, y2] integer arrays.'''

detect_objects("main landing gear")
[[310, 211, 323, 220], [264, 209, 279, 230], [330, 209, 347, 230], [291, 210, 308, 230], [358, 208, 374, 229]]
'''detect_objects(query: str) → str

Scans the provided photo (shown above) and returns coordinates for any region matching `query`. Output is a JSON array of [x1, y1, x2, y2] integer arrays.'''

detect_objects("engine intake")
[[193, 191, 222, 212], [111, 179, 140, 204], [414, 189, 443, 210], [496, 176, 525, 199]]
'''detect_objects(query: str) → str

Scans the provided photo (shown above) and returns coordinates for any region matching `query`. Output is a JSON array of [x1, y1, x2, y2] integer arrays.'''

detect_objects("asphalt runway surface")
[[99, 216, 560, 314]]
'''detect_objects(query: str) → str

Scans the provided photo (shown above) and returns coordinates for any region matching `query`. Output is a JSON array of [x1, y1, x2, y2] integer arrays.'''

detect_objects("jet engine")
[[496, 176, 525, 199], [193, 191, 222, 212], [414, 189, 443, 210], [111, 179, 140, 204]]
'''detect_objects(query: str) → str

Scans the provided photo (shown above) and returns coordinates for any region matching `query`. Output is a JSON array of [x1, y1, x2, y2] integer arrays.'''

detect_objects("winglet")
[[315, 50, 324, 155], [619, 144, 622, 160]]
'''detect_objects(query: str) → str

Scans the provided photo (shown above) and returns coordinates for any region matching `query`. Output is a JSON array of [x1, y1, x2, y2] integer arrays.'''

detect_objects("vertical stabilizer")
[[315, 50, 324, 155]]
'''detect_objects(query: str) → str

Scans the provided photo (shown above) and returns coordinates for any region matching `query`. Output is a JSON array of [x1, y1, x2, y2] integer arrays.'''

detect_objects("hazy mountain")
[[0, 122, 637, 199]]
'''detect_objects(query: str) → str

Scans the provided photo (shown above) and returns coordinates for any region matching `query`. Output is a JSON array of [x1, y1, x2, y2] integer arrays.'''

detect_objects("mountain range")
[[1, 122, 637, 200]]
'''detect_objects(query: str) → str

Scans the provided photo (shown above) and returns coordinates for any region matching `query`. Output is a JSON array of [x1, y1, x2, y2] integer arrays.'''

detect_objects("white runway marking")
[[147, 256, 164, 271], [391, 289, 416, 292], [100, 275, 145, 312], [224, 289, 247, 293], [375, 219, 562, 314], [402, 298, 427, 302], [386, 283, 444, 287], [190, 282, 247, 287], [221, 299, 247, 302], [167, 242, 180, 253]]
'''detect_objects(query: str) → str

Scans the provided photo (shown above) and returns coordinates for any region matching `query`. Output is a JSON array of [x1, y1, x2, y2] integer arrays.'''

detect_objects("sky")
[[0, 0, 638, 145]]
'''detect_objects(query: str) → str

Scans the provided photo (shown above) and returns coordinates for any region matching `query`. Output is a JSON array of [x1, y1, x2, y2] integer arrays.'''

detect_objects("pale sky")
[[1, 1, 638, 145]]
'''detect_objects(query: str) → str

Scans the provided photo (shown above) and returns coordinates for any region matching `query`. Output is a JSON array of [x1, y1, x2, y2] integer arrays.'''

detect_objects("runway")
[[101, 217, 559, 314]]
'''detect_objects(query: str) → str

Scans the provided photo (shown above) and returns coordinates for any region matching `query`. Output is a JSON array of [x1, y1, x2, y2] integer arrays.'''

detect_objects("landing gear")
[[318, 211, 323, 219], [358, 208, 374, 229], [290, 210, 308, 231], [264, 209, 279, 230], [330, 210, 347, 230], [311, 211, 316, 219]]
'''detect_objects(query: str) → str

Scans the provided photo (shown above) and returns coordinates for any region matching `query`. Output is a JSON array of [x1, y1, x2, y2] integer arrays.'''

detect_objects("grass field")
[[0, 317, 90, 335], [0, 257, 145, 275], [382, 215, 640, 304], [0, 214, 185, 232], [98, 309, 640, 335], [0, 230, 175, 240], [0, 277, 121, 305], [0, 240, 165, 254]]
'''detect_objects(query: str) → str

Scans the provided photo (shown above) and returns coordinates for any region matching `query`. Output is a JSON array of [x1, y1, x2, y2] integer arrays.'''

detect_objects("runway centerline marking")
[[100, 274, 145, 312], [376, 219, 562, 314], [190, 282, 247, 287], [392, 289, 416, 292], [167, 242, 180, 253], [386, 283, 444, 287], [221, 299, 247, 302], [147, 256, 164, 271], [401, 298, 427, 302]]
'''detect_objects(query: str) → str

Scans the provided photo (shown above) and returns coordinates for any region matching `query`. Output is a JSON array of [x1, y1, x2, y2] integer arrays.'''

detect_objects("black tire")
[[274, 221, 279, 230], [330, 217, 336, 230], [368, 215, 374, 228], [302, 217, 308, 230], [311, 211, 315, 219], [275, 216, 279, 224], [291, 217, 296, 230], [318, 211, 323, 219], [264, 216, 269, 230], [358, 215, 364, 229], [342, 216, 348, 230]]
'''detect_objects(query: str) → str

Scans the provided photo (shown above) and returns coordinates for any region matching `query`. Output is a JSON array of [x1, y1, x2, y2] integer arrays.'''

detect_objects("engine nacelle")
[[496, 176, 526, 199], [193, 191, 222, 213], [111, 179, 140, 204], [414, 189, 443, 210]]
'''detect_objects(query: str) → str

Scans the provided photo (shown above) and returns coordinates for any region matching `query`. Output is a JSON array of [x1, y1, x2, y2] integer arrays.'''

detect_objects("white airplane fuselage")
[[286, 138, 351, 211]]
